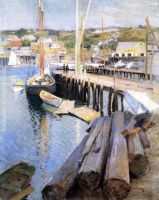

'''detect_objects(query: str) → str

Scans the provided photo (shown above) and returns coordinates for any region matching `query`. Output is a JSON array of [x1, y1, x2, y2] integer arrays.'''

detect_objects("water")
[[0, 65, 88, 199]]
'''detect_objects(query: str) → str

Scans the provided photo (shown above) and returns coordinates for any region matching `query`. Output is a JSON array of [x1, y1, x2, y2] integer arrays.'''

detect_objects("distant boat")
[[8, 51, 21, 66], [40, 90, 62, 108], [114, 60, 126, 68], [12, 86, 24, 94]]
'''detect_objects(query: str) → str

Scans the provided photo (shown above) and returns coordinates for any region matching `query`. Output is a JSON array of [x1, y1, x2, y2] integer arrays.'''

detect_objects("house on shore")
[[113, 42, 146, 58]]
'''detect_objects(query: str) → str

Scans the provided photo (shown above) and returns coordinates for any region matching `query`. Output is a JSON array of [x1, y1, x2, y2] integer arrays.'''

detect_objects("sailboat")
[[8, 51, 21, 66], [25, 0, 56, 96]]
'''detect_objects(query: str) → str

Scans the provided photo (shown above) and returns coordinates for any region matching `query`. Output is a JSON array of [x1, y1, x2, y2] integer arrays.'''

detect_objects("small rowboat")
[[40, 90, 62, 108]]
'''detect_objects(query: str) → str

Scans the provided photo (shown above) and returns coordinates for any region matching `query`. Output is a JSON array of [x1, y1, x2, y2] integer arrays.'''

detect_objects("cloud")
[[0, 0, 159, 30]]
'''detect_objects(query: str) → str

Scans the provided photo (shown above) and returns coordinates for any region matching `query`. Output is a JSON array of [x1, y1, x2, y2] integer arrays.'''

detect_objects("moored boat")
[[25, 0, 56, 97], [40, 90, 62, 107], [26, 74, 56, 96]]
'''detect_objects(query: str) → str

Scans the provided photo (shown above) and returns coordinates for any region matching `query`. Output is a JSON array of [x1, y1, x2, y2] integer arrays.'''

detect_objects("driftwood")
[[42, 135, 89, 200], [78, 117, 111, 191], [103, 112, 130, 200], [128, 132, 149, 178]]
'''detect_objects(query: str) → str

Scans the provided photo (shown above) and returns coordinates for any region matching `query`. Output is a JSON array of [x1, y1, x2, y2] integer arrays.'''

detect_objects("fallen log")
[[142, 120, 155, 131], [86, 116, 103, 132], [139, 130, 150, 149], [42, 135, 89, 200], [128, 132, 149, 178], [122, 114, 152, 144], [103, 112, 130, 200], [135, 112, 152, 127], [78, 117, 111, 191], [82, 117, 107, 158]]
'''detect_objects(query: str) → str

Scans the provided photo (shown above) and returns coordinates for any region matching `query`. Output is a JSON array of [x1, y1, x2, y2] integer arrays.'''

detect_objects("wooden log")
[[82, 117, 107, 158], [103, 112, 130, 200], [127, 132, 149, 178], [122, 115, 142, 137], [135, 112, 152, 127], [123, 113, 151, 149], [78, 117, 111, 191], [139, 130, 150, 149], [142, 120, 155, 131], [42, 135, 89, 200], [86, 116, 102, 133]]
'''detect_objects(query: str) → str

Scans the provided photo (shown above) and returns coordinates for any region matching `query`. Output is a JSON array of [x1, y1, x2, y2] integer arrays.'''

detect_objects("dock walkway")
[[55, 71, 153, 93]]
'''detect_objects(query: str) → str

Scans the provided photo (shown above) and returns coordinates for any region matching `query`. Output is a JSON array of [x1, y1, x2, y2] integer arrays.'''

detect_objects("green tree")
[[16, 28, 28, 37], [22, 40, 31, 47]]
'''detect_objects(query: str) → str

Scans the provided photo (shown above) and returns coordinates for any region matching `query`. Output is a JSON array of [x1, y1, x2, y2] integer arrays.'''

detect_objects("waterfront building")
[[7, 35, 22, 48], [22, 35, 37, 42], [114, 42, 146, 58]]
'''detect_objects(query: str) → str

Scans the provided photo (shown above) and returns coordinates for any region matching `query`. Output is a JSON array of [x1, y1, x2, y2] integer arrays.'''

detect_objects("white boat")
[[40, 90, 62, 108], [126, 61, 144, 69], [8, 51, 21, 66], [114, 60, 126, 68], [12, 86, 24, 94]]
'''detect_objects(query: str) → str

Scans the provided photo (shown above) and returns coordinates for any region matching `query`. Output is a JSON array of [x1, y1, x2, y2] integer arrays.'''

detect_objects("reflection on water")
[[0, 65, 87, 199]]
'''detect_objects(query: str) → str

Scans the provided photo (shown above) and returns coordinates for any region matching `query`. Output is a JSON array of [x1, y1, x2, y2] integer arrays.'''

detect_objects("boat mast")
[[75, 0, 80, 73], [37, 0, 45, 77], [75, 0, 92, 74]]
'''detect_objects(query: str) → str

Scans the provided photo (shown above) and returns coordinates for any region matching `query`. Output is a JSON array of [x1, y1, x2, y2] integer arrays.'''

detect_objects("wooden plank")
[[54, 100, 75, 115], [69, 106, 100, 123]]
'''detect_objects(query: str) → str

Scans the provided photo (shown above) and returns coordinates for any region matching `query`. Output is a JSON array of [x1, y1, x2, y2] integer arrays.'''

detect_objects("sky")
[[0, 0, 159, 30]]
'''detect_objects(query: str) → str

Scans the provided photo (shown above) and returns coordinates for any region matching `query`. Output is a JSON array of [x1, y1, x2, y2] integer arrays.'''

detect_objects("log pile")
[[43, 111, 153, 200]]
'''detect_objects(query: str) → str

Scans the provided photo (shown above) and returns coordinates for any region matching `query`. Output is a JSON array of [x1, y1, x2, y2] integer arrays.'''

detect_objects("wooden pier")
[[53, 70, 153, 117], [86, 65, 150, 81]]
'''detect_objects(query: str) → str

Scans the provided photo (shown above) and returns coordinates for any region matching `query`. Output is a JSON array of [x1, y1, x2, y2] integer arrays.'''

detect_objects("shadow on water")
[[0, 65, 88, 199]]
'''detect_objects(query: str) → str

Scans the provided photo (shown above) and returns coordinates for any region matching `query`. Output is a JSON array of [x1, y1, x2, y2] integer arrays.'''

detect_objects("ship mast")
[[38, 0, 45, 77]]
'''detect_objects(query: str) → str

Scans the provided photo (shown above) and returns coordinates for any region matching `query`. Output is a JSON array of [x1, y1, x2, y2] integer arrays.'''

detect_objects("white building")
[[114, 42, 146, 57], [22, 35, 36, 42]]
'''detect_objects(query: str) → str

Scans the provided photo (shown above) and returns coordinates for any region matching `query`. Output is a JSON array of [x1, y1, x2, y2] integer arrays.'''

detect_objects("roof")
[[117, 42, 145, 51]]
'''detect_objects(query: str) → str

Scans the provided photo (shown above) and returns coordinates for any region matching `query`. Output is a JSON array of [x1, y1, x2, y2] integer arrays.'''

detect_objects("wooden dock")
[[55, 71, 153, 93]]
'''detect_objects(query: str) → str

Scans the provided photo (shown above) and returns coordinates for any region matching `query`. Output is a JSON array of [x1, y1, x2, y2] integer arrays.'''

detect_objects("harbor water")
[[0, 65, 88, 199]]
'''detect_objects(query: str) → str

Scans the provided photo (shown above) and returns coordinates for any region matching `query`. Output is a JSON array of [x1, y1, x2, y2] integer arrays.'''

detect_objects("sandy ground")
[[126, 112, 159, 200]]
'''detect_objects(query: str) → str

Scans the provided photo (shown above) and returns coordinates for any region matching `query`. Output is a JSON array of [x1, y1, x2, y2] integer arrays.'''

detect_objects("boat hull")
[[25, 83, 56, 96]]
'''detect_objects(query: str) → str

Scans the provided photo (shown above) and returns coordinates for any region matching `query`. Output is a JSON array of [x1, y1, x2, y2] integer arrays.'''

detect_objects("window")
[[128, 53, 132, 57], [122, 54, 125, 57], [140, 53, 144, 56]]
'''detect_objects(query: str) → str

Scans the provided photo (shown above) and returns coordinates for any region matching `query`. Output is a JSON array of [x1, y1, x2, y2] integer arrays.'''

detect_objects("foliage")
[[59, 33, 75, 49], [15, 28, 29, 37], [118, 28, 146, 42], [22, 39, 31, 47]]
